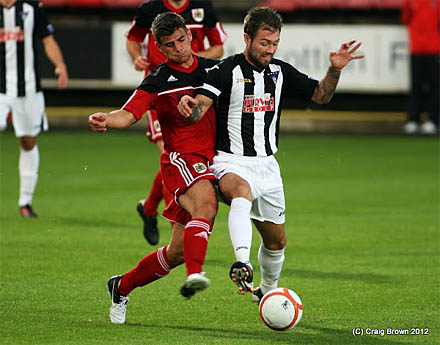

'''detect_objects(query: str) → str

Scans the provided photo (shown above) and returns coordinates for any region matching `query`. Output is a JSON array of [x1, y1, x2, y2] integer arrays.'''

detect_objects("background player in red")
[[89, 12, 219, 324], [126, 0, 227, 245], [401, 0, 439, 135]]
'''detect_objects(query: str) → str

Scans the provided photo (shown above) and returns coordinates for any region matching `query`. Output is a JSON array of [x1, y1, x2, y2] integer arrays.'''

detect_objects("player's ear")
[[187, 28, 193, 42], [155, 40, 165, 54], [244, 33, 251, 46]]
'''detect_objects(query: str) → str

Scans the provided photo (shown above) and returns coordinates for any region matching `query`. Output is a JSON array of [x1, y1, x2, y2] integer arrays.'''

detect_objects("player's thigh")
[[218, 173, 252, 202], [178, 179, 217, 217], [11, 92, 47, 137], [253, 219, 287, 250]]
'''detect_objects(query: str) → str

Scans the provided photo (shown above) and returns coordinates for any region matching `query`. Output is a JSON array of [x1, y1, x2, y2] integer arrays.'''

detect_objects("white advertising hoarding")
[[112, 22, 409, 93]]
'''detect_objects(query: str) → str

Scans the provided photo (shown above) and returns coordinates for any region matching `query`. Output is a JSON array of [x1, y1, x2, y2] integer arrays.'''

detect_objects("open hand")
[[330, 40, 364, 70]]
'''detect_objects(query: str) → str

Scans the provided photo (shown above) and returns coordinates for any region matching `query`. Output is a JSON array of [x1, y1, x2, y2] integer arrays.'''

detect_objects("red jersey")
[[123, 56, 218, 159], [401, 0, 440, 54], [126, 0, 227, 75]]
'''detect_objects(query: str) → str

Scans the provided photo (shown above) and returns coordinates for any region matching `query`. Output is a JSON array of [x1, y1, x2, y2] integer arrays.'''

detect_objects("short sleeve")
[[197, 60, 227, 101], [280, 61, 319, 102], [35, 2, 54, 39]]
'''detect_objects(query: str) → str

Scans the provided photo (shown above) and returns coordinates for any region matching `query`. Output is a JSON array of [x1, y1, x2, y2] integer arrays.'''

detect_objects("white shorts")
[[211, 151, 286, 224], [0, 92, 48, 137]]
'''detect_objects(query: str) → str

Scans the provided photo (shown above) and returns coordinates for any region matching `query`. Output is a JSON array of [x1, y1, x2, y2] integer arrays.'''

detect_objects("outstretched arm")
[[89, 109, 136, 132], [312, 40, 364, 104], [194, 44, 224, 59], [178, 94, 214, 123]]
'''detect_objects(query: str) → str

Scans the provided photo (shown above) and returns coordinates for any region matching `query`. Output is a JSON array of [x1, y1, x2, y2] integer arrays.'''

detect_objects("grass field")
[[0, 130, 439, 345]]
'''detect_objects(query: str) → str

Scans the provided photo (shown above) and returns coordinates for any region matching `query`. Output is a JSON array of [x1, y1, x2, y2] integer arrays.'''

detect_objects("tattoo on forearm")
[[190, 101, 204, 122], [318, 66, 341, 104]]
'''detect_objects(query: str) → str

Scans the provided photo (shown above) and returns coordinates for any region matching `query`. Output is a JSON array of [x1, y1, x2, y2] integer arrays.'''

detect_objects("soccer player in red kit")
[[126, 0, 227, 245], [89, 12, 218, 324]]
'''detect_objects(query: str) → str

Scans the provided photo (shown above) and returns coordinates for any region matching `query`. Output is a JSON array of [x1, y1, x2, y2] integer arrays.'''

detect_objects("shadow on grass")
[[49, 216, 134, 230], [123, 322, 422, 345], [283, 268, 392, 284]]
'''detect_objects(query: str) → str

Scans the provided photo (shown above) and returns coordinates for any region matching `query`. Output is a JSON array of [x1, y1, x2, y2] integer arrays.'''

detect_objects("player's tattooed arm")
[[190, 100, 204, 122], [178, 94, 213, 122], [311, 66, 341, 104], [312, 40, 364, 104]]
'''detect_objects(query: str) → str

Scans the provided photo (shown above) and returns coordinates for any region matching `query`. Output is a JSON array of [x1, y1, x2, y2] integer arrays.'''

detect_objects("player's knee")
[[166, 247, 184, 266], [232, 182, 252, 200], [265, 234, 287, 251], [202, 199, 218, 224], [19, 137, 37, 150]]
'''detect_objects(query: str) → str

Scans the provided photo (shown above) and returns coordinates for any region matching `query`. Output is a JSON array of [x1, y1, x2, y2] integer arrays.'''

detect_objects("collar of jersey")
[[166, 55, 199, 73], [240, 53, 267, 73], [163, 0, 190, 13]]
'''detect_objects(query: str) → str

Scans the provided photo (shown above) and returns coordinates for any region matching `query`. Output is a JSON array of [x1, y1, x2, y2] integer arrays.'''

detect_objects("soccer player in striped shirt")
[[0, 0, 68, 217], [178, 7, 364, 302]]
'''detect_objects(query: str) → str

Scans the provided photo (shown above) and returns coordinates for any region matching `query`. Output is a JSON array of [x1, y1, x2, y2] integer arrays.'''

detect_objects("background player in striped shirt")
[[89, 12, 218, 324], [179, 7, 364, 302], [0, 0, 68, 217], [126, 0, 227, 245]]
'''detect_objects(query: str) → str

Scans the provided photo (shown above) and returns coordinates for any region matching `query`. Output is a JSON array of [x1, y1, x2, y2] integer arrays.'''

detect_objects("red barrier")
[[260, 0, 405, 12]]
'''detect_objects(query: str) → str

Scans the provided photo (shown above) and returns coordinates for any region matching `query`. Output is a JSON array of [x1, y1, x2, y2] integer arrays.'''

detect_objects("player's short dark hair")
[[151, 12, 187, 44], [243, 7, 283, 40]]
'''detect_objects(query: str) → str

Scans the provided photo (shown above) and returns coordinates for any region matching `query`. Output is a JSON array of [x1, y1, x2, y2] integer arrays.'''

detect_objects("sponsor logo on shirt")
[[236, 78, 252, 83], [19, 11, 29, 20], [167, 75, 178, 82], [243, 93, 275, 113], [267, 71, 279, 85], [0, 27, 24, 42], [191, 8, 205, 22], [193, 162, 208, 173]]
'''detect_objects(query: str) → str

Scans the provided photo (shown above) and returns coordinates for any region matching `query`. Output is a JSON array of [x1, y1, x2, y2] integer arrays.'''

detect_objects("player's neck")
[[166, 0, 188, 10], [180, 55, 195, 69]]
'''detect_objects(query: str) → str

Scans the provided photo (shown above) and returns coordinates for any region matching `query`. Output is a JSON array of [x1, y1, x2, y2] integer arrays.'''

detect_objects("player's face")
[[157, 28, 193, 66], [245, 28, 280, 69], [0, 0, 17, 8]]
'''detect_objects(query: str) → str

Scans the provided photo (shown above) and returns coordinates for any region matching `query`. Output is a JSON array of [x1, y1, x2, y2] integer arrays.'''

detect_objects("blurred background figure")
[[0, 0, 68, 217], [401, 0, 440, 135], [125, 0, 227, 245]]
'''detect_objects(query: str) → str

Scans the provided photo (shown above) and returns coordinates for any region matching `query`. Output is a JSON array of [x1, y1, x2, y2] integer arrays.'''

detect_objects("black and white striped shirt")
[[0, 0, 53, 97], [198, 53, 318, 157]]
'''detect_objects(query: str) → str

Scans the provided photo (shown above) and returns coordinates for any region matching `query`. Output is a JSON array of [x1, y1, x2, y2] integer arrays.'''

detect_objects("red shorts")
[[160, 151, 215, 225], [146, 110, 162, 143]]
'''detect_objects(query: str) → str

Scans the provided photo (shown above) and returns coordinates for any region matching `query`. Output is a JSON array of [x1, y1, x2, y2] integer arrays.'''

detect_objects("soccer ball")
[[259, 287, 303, 331]]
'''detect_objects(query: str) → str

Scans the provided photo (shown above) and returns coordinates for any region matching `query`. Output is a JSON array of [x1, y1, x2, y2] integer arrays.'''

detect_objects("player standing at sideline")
[[126, 0, 227, 245], [179, 7, 364, 301], [0, 0, 68, 217], [89, 12, 219, 324]]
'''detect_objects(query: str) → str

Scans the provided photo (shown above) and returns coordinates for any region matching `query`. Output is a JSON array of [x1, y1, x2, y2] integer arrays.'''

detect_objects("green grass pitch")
[[0, 130, 438, 345]]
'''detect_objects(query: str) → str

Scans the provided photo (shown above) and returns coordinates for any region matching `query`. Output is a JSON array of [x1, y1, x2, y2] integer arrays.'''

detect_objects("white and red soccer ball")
[[259, 287, 303, 331]]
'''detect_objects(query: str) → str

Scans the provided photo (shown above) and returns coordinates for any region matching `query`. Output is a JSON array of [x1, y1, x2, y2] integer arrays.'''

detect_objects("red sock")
[[144, 169, 163, 216], [119, 245, 173, 296], [183, 218, 212, 277]]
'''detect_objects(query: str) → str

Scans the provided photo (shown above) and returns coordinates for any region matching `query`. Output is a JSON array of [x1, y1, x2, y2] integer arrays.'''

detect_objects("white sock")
[[18, 145, 39, 206], [228, 198, 253, 265], [258, 244, 285, 294]]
